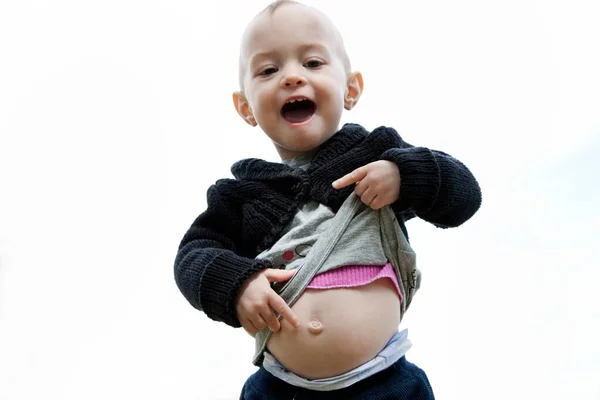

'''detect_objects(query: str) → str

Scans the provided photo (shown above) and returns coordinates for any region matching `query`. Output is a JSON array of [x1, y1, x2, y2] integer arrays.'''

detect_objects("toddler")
[[174, 1, 481, 398]]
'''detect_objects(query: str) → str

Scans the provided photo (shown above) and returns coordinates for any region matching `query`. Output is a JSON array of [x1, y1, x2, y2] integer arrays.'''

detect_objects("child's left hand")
[[332, 160, 400, 210]]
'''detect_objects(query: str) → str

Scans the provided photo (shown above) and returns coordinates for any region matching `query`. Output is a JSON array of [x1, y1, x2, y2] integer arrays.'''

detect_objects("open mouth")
[[281, 99, 316, 124]]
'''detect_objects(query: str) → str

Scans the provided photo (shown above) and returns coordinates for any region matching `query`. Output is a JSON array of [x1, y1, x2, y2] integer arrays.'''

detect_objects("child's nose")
[[280, 72, 307, 88]]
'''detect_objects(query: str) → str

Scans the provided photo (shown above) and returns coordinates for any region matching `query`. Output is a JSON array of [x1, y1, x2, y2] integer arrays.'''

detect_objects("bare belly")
[[266, 278, 401, 379]]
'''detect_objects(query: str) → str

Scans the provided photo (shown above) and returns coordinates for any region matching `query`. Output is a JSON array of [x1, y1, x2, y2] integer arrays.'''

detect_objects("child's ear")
[[232, 91, 257, 126], [344, 72, 364, 110]]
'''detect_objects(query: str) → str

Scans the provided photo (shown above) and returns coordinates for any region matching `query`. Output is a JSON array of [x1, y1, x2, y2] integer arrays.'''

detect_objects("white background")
[[1, 0, 599, 399]]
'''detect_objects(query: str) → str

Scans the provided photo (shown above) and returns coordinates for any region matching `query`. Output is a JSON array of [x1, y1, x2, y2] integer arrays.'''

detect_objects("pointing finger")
[[332, 167, 368, 189], [269, 293, 300, 328]]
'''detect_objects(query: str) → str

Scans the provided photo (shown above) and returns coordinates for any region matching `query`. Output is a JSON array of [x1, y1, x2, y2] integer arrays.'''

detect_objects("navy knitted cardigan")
[[174, 123, 482, 327]]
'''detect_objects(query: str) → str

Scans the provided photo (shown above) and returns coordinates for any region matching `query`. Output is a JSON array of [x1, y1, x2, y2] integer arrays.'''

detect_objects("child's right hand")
[[236, 268, 300, 335]]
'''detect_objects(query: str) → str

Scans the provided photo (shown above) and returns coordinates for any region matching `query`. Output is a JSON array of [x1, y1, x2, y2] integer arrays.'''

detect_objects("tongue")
[[283, 108, 313, 123]]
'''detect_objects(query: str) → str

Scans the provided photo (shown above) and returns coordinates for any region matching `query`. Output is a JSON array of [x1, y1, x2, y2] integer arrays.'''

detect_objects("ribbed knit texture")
[[174, 123, 482, 327], [306, 263, 403, 299]]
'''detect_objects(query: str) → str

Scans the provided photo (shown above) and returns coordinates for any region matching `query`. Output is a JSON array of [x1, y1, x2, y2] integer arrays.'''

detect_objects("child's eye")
[[305, 60, 323, 68], [259, 67, 278, 76]]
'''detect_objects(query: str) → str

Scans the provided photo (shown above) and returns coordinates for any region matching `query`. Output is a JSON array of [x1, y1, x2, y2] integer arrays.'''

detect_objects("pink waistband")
[[306, 263, 402, 301]]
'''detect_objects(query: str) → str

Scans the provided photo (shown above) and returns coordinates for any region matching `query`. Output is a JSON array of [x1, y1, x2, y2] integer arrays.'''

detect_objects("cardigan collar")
[[230, 123, 369, 182]]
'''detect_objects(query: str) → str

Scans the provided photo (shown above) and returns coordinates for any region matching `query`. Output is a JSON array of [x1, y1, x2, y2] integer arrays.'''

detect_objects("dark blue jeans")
[[239, 357, 435, 400]]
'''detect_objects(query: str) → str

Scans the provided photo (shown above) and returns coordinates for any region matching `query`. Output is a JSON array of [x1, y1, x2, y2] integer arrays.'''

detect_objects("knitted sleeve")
[[379, 134, 482, 228], [174, 183, 271, 327]]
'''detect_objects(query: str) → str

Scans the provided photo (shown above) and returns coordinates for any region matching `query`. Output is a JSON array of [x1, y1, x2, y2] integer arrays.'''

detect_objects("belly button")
[[307, 320, 324, 334]]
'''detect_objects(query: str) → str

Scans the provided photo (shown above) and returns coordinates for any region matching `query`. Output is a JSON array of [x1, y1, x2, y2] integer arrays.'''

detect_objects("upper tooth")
[[287, 98, 305, 104]]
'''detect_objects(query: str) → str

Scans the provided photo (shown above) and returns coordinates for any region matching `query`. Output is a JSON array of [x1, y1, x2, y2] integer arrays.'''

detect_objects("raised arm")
[[380, 144, 482, 228]]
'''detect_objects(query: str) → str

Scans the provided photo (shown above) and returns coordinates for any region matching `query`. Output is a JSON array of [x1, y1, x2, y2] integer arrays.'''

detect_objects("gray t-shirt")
[[256, 157, 387, 272], [252, 155, 420, 366]]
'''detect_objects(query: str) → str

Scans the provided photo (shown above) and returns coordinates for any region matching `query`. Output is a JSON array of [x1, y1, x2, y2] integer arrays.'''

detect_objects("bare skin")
[[266, 278, 401, 379], [233, 2, 405, 380], [307, 319, 324, 334]]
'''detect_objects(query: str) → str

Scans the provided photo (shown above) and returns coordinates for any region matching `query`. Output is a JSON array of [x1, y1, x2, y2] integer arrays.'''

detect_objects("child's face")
[[234, 4, 362, 160]]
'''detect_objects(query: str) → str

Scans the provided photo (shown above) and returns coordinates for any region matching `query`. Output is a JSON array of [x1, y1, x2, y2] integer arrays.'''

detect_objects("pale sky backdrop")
[[0, 0, 598, 399]]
